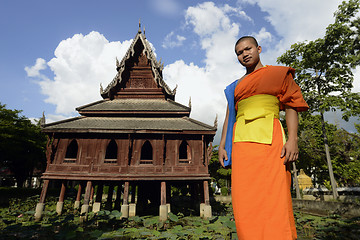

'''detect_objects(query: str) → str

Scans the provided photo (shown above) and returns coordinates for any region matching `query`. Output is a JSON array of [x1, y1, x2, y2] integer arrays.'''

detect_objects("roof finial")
[[214, 114, 218, 128], [40, 111, 46, 128], [143, 26, 146, 37], [172, 84, 178, 95], [138, 19, 141, 33], [116, 57, 120, 69], [100, 83, 104, 94], [188, 97, 192, 109]]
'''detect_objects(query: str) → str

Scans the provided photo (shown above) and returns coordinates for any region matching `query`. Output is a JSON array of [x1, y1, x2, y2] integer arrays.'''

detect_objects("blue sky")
[[0, 0, 358, 144]]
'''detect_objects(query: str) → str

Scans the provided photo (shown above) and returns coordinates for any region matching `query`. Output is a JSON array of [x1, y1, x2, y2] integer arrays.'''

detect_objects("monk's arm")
[[218, 105, 229, 168], [281, 106, 299, 164]]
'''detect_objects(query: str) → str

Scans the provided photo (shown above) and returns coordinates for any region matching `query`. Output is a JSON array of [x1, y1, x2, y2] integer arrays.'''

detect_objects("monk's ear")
[[257, 45, 262, 54]]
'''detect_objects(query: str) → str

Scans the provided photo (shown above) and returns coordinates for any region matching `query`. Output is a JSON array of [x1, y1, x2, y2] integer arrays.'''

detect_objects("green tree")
[[208, 146, 231, 194], [330, 126, 360, 186], [0, 103, 47, 187], [277, 0, 360, 198]]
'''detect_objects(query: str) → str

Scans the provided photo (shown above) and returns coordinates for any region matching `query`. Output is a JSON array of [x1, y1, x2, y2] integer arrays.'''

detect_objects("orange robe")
[[231, 66, 308, 240]]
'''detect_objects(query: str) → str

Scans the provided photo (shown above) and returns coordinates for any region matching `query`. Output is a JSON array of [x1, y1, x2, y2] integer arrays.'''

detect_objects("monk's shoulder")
[[266, 65, 295, 78]]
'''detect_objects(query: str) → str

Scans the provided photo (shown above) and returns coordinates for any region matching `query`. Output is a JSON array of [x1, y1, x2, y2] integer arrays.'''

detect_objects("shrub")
[[221, 187, 228, 196]]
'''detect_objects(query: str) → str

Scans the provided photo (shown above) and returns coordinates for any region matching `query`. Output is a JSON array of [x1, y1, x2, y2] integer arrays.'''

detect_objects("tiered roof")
[[43, 25, 216, 135]]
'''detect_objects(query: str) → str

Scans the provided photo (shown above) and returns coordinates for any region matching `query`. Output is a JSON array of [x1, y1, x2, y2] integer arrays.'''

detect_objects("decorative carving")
[[138, 53, 148, 66], [172, 84, 178, 95], [116, 57, 120, 70], [214, 114, 218, 128], [40, 111, 46, 127]]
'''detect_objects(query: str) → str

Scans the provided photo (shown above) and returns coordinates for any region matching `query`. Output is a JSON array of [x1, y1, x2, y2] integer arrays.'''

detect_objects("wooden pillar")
[[35, 179, 50, 221], [200, 180, 212, 219], [203, 180, 210, 205], [80, 181, 92, 220], [121, 181, 129, 218], [160, 181, 166, 205], [90, 184, 95, 205], [159, 181, 168, 221], [123, 182, 129, 205], [105, 184, 114, 210], [56, 181, 66, 215], [74, 183, 82, 210], [93, 183, 103, 213]]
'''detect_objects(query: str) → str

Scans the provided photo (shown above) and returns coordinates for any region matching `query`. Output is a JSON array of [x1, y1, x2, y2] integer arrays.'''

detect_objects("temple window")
[[104, 139, 118, 164], [64, 139, 78, 163], [140, 140, 153, 164], [179, 140, 191, 164]]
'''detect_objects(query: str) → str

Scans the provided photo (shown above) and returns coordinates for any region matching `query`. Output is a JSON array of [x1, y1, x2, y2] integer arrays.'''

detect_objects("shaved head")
[[234, 36, 259, 53]]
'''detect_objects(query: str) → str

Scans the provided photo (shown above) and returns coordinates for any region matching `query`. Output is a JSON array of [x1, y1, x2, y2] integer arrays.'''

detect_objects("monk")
[[218, 36, 308, 239]]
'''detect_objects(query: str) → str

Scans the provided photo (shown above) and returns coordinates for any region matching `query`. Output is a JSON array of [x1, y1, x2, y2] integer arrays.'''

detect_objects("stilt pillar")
[[80, 181, 92, 221], [35, 179, 50, 221], [201, 180, 212, 219], [92, 183, 103, 213], [90, 184, 95, 206], [121, 181, 129, 218], [74, 183, 82, 210], [56, 180, 66, 215], [159, 181, 168, 221]]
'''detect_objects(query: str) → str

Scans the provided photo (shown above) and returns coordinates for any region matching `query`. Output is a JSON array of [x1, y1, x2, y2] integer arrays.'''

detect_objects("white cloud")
[[185, 2, 252, 37], [152, 0, 182, 16], [242, 0, 343, 64], [163, 2, 249, 144], [253, 27, 272, 45], [162, 31, 186, 48], [27, 0, 354, 144], [25, 58, 47, 77], [27, 31, 132, 116]]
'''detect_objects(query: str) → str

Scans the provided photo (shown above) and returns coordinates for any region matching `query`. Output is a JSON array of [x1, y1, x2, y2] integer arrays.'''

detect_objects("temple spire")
[[138, 19, 141, 33]]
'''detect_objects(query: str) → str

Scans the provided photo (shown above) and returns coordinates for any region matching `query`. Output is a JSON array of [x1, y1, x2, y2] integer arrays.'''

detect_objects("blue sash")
[[223, 79, 238, 167]]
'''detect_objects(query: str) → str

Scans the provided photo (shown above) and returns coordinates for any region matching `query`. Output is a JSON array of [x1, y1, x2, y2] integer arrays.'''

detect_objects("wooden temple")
[[35, 25, 216, 221]]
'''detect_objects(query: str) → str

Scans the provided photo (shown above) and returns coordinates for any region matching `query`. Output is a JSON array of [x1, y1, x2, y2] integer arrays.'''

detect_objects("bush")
[[221, 187, 228, 196]]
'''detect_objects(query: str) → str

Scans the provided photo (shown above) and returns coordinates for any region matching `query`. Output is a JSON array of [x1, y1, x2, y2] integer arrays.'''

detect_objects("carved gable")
[[101, 30, 175, 100]]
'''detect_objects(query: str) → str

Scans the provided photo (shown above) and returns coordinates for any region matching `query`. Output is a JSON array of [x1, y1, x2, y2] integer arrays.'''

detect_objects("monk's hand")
[[218, 147, 228, 168], [280, 138, 299, 165]]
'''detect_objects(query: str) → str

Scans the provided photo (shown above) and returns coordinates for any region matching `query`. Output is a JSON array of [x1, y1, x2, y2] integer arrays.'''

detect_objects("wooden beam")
[[76, 183, 82, 202], [161, 181, 166, 205], [59, 181, 66, 202], [83, 181, 92, 205], [39, 180, 50, 204], [123, 181, 129, 205], [203, 180, 210, 205]]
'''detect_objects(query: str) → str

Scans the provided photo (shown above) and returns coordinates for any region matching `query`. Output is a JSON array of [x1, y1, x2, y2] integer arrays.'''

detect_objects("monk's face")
[[235, 39, 262, 68]]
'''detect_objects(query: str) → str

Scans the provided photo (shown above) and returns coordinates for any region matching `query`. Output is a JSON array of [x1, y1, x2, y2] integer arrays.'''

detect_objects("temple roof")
[[76, 98, 190, 116], [100, 25, 175, 100], [42, 24, 217, 136], [42, 116, 216, 133]]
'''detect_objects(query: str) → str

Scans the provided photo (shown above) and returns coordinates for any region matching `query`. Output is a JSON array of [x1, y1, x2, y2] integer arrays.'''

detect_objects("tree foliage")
[[277, 0, 360, 197], [277, 0, 360, 120], [208, 146, 231, 190], [297, 113, 360, 186], [0, 103, 47, 187]]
